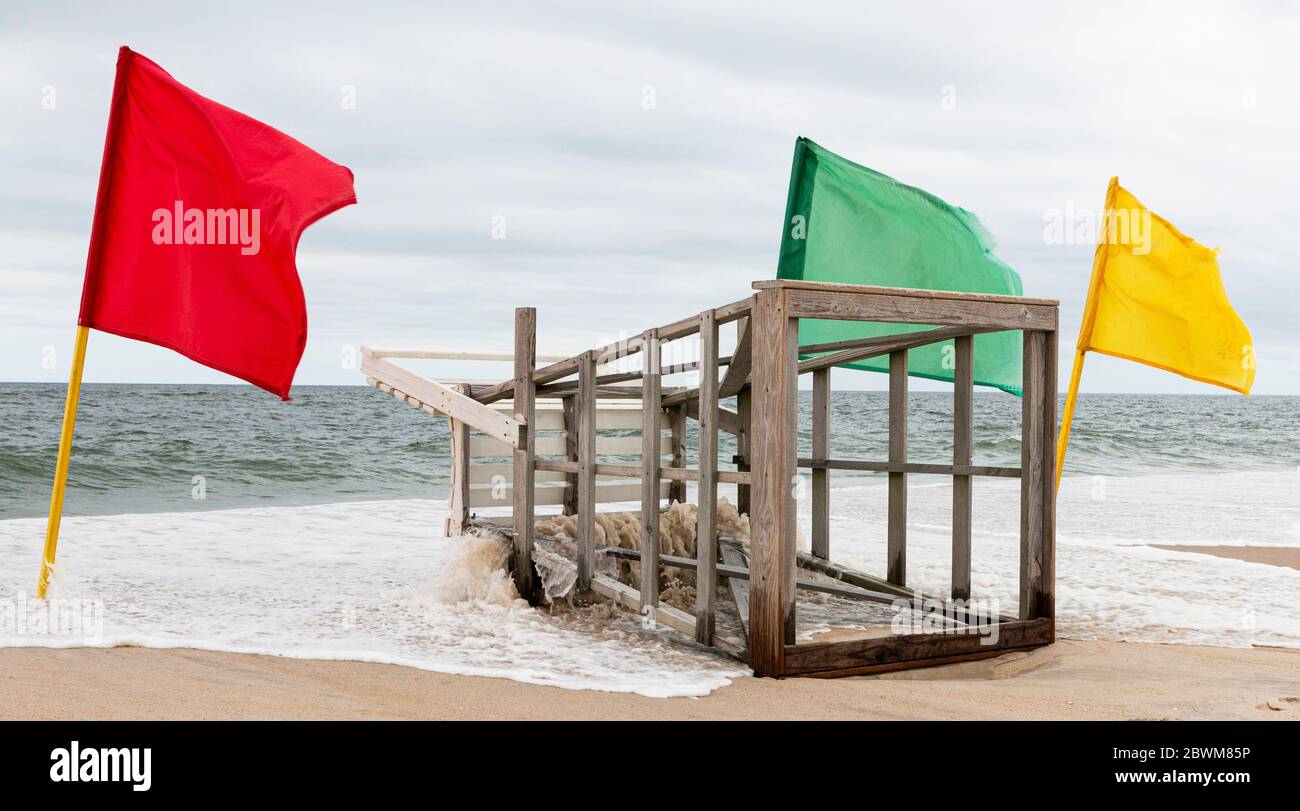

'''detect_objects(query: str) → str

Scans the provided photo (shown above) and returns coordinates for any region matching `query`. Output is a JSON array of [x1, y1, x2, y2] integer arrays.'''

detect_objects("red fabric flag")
[[78, 46, 356, 399]]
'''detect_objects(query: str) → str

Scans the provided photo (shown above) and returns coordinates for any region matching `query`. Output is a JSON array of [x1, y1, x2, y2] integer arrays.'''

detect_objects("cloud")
[[1, 0, 1296, 393]]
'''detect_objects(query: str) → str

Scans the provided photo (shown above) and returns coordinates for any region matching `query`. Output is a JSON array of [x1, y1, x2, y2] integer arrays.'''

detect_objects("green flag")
[[777, 137, 1025, 395]]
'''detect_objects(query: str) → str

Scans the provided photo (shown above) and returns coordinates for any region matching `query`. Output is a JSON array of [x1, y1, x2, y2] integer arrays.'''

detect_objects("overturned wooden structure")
[[363, 279, 1058, 677]]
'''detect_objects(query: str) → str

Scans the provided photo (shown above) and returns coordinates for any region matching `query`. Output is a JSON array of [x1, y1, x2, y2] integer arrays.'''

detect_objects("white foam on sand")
[[0, 500, 746, 698], [1, 467, 1296, 698]]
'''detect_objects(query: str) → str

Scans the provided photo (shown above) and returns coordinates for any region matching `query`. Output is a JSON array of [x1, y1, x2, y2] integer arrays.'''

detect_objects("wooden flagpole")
[[1055, 178, 1119, 492], [37, 325, 90, 599]]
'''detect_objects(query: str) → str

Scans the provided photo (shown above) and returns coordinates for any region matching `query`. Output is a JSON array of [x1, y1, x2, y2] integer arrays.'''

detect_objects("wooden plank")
[[797, 458, 1020, 478], [718, 313, 752, 397], [748, 288, 798, 675], [1041, 328, 1058, 629], [447, 420, 470, 536], [796, 552, 913, 599], [512, 307, 537, 603], [952, 334, 973, 601], [736, 386, 752, 515], [797, 326, 1000, 374], [653, 313, 703, 343], [752, 279, 1060, 307], [887, 349, 908, 587], [695, 309, 719, 644], [797, 326, 993, 356], [577, 351, 596, 590], [562, 395, 579, 515], [785, 288, 1058, 332], [712, 296, 754, 325], [469, 481, 665, 508], [667, 405, 687, 504], [639, 330, 662, 612], [658, 325, 999, 408], [588, 575, 745, 659], [361, 354, 523, 447], [1020, 330, 1045, 621], [446, 383, 470, 537], [811, 367, 830, 560], [471, 462, 637, 484], [685, 401, 740, 436], [473, 406, 656, 433], [719, 537, 750, 643], [782, 619, 1055, 676], [605, 545, 917, 608], [534, 459, 579, 474], [471, 433, 646, 458]]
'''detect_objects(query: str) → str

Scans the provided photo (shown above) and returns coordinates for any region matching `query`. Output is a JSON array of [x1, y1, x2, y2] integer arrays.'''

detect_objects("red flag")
[[78, 46, 356, 399]]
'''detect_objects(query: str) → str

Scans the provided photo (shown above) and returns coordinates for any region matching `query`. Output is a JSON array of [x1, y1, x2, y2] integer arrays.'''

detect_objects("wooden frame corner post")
[[576, 350, 596, 591], [695, 310, 719, 643], [1019, 329, 1057, 623], [951, 334, 973, 600], [639, 330, 662, 614], [748, 288, 797, 676], [513, 307, 537, 603], [887, 349, 908, 587]]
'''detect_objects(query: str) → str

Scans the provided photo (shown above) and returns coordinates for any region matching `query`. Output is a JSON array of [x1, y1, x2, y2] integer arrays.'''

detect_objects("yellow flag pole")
[[37, 325, 90, 599], [1054, 348, 1086, 490], [1055, 177, 1119, 493]]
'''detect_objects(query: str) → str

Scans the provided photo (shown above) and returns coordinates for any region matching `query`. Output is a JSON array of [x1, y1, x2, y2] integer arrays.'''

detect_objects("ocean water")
[[1, 383, 1298, 695]]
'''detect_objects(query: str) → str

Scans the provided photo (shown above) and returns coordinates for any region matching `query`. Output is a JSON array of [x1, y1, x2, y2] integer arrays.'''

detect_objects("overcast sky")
[[2, 0, 1296, 394]]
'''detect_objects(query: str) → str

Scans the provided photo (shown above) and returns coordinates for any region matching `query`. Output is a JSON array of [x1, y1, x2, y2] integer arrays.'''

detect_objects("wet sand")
[[1151, 545, 1300, 572], [1, 640, 1296, 720]]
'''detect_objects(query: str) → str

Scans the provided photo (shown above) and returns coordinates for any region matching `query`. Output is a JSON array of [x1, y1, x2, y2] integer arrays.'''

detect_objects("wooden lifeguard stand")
[[363, 279, 1058, 677]]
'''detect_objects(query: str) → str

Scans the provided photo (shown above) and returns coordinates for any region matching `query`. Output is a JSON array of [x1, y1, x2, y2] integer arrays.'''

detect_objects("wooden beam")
[[589, 575, 745, 659], [952, 334, 973, 601], [719, 538, 751, 641], [447, 423, 470, 535], [667, 405, 687, 505], [1020, 329, 1057, 623], [784, 287, 1058, 332], [685, 400, 741, 436], [782, 619, 1054, 676], [1020, 331, 1044, 621], [797, 459, 1020, 478], [751, 279, 1059, 307], [736, 385, 752, 515], [719, 311, 753, 397], [1042, 328, 1058, 629], [811, 367, 830, 560], [796, 326, 990, 356], [512, 307, 537, 603], [577, 351, 596, 591], [639, 330, 661, 613], [887, 349, 907, 587], [361, 353, 523, 447], [562, 395, 579, 516], [748, 288, 798, 675], [695, 309, 719, 644], [796, 326, 1000, 374], [446, 385, 470, 537], [605, 545, 911, 607]]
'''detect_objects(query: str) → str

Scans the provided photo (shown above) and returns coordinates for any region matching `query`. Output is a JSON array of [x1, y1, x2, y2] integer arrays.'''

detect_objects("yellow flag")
[[1078, 178, 1255, 394]]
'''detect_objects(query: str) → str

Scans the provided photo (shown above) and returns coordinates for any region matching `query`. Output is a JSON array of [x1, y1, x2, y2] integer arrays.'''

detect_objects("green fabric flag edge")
[[776, 136, 1025, 397]]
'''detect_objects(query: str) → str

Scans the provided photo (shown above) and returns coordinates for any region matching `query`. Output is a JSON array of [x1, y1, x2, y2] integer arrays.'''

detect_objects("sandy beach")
[[2, 640, 1296, 720], [1152, 545, 1300, 572]]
